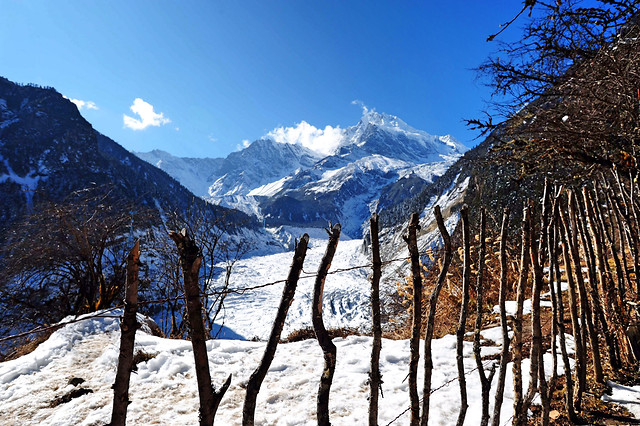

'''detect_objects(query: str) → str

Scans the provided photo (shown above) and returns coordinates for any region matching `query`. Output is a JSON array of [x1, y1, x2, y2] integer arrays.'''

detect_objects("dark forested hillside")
[[0, 77, 255, 234]]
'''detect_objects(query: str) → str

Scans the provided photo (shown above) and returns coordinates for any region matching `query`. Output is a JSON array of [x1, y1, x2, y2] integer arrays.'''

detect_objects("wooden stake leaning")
[[421, 205, 453, 426], [313, 224, 342, 426], [242, 234, 310, 426]]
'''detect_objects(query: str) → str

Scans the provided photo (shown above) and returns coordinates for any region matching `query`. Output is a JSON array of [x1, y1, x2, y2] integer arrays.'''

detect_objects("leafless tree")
[[0, 187, 145, 334]]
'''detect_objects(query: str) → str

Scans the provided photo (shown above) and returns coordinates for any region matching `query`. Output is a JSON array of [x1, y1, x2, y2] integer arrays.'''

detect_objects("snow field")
[[0, 314, 579, 426], [210, 237, 372, 341]]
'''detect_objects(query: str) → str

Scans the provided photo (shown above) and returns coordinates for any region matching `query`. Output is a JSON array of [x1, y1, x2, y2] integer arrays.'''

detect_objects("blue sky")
[[0, 1, 523, 158]]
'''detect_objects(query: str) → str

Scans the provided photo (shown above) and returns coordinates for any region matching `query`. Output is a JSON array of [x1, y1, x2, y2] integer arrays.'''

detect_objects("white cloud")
[[123, 98, 171, 130], [65, 97, 98, 111], [236, 139, 251, 151], [266, 121, 345, 155]]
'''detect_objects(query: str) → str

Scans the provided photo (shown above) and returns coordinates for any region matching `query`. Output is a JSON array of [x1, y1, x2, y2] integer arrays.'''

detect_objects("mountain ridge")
[[136, 109, 467, 237]]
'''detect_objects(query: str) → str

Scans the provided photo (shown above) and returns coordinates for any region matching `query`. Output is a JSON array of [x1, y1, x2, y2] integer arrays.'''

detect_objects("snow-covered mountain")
[[137, 109, 467, 237]]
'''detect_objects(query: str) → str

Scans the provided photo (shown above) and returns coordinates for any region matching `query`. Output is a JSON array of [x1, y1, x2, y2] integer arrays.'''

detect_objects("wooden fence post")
[[559, 198, 586, 411], [110, 240, 141, 426], [569, 191, 603, 382], [170, 229, 231, 426], [490, 207, 510, 426], [369, 214, 383, 426], [455, 205, 471, 426], [577, 188, 619, 374], [313, 224, 341, 426], [421, 205, 453, 426], [512, 205, 530, 426], [584, 188, 623, 368], [472, 208, 495, 426], [243, 234, 309, 426], [404, 212, 422, 426], [551, 203, 579, 424], [527, 185, 550, 422]]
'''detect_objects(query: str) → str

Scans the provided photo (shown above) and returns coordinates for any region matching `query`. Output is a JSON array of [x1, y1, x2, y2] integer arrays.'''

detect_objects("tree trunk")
[[405, 213, 422, 426], [243, 234, 309, 426], [369, 214, 383, 426], [170, 229, 231, 426], [490, 208, 510, 426], [110, 241, 140, 426], [313, 224, 341, 426], [421, 206, 453, 426], [455, 206, 471, 426]]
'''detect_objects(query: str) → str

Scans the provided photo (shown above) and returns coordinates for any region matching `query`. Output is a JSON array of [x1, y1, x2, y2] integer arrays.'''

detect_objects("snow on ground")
[[209, 235, 371, 340], [0, 310, 574, 426], [602, 381, 640, 418]]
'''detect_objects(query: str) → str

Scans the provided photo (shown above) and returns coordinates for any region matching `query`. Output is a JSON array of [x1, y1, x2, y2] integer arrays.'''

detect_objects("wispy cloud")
[[266, 121, 344, 155], [123, 98, 170, 130], [65, 97, 98, 111], [351, 99, 370, 115]]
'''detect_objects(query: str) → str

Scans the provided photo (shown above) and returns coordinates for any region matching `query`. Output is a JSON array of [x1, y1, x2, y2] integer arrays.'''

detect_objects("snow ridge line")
[[0, 252, 423, 344]]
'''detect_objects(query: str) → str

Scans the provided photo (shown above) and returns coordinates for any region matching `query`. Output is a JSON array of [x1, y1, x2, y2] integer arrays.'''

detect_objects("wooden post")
[[605, 181, 634, 295], [544, 197, 561, 425], [171, 229, 231, 426], [369, 214, 383, 426], [527, 186, 550, 424], [490, 208, 510, 426], [559, 200, 586, 411], [455, 205, 471, 426], [243, 234, 309, 426], [594, 182, 628, 314], [404, 213, 422, 426], [612, 169, 640, 297], [512, 205, 530, 426], [110, 240, 141, 426], [421, 206, 453, 426], [313, 224, 341, 426], [569, 191, 603, 383], [577, 188, 618, 374], [552, 205, 579, 424], [472, 208, 495, 426], [584, 188, 623, 368]]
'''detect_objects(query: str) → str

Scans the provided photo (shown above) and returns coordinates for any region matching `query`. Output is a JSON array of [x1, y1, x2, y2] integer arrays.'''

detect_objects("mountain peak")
[[360, 109, 410, 132]]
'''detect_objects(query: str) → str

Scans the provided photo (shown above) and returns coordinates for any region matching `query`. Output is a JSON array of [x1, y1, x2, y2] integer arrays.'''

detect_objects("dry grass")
[[389, 235, 522, 339], [0, 327, 60, 362], [281, 327, 363, 343]]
